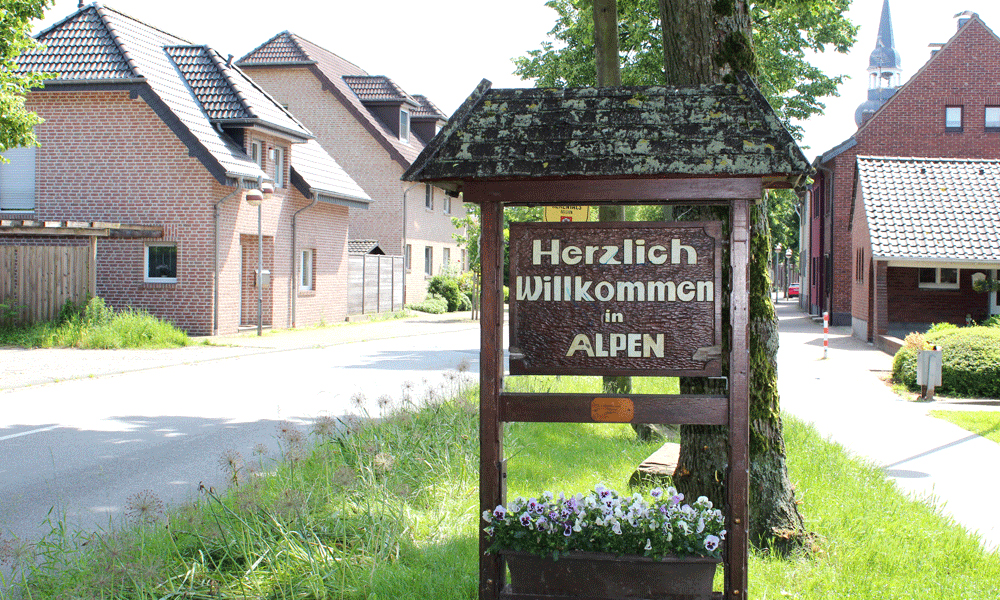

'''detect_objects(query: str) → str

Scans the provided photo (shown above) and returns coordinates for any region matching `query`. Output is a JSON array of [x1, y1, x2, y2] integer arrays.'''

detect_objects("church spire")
[[855, 0, 902, 127]]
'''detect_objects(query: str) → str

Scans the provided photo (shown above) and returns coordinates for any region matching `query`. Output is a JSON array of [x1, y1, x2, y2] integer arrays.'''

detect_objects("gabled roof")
[[819, 13, 1000, 162], [857, 156, 1000, 262], [14, 3, 325, 185], [238, 31, 445, 169], [342, 75, 418, 106], [403, 76, 811, 191], [290, 139, 370, 209], [411, 95, 446, 120], [347, 240, 384, 254]]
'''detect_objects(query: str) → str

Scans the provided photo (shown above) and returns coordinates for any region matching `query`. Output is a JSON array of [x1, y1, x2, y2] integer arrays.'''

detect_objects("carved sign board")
[[509, 221, 723, 377]]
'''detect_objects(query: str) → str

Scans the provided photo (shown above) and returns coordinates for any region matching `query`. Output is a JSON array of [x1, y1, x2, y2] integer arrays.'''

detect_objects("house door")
[[992, 270, 1000, 316]]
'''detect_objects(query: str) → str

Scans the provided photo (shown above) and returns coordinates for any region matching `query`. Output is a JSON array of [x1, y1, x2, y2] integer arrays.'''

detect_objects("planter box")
[[501, 550, 720, 600]]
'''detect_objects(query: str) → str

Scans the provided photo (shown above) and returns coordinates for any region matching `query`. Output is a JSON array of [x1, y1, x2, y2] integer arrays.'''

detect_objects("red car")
[[787, 282, 800, 298]]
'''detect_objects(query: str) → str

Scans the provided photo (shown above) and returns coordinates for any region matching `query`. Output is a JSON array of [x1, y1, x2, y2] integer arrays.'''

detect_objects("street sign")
[[544, 205, 590, 222]]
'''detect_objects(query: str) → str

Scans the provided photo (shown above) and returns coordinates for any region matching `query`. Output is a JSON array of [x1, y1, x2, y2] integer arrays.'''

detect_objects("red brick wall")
[[243, 66, 468, 303], [850, 184, 873, 340], [4, 89, 351, 335], [817, 19, 1000, 326], [886, 267, 989, 326]]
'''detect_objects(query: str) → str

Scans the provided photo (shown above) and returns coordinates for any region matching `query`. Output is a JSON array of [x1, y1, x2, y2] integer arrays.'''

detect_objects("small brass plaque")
[[591, 397, 634, 423]]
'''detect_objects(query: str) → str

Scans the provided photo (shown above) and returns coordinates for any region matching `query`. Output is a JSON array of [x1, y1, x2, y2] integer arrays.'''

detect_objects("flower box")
[[486, 485, 726, 599], [501, 550, 719, 599]]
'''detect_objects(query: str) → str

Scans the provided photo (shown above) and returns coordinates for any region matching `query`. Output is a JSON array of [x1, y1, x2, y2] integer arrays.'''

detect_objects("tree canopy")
[[513, 0, 857, 139], [0, 0, 53, 154]]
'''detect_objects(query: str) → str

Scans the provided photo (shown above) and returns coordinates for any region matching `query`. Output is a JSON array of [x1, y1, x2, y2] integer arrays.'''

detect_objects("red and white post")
[[822, 311, 829, 359]]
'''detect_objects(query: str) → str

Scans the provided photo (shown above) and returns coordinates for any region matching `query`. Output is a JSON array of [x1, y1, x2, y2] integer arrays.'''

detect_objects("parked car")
[[787, 282, 800, 298]]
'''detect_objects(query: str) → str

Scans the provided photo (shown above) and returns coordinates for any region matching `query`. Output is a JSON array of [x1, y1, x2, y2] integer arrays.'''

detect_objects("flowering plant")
[[483, 484, 726, 560]]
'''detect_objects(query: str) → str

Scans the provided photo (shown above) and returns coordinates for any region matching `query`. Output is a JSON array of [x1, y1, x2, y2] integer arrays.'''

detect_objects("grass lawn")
[[4, 375, 998, 599], [929, 410, 1000, 444]]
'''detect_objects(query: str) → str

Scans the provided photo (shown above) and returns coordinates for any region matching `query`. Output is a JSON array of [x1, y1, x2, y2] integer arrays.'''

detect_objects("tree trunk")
[[659, 0, 807, 552], [593, 1, 632, 404]]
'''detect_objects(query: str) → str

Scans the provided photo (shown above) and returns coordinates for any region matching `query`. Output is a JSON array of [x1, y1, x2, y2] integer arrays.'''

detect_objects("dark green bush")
[[892, 326, 1000, 398], [427, 275, 462, 312]]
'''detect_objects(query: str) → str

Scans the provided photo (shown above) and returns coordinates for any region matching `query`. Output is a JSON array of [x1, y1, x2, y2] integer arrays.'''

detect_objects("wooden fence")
[[347, 254, 404, 316], [0, 244, 95, 325]]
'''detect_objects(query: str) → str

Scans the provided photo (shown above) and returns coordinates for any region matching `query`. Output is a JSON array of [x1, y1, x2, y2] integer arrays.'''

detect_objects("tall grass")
[[3, 373, 998, 599], [0, 297, 188, 349]]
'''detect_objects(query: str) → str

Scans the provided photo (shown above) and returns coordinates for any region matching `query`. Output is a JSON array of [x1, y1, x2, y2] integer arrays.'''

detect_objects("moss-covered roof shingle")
[[404, 75, 811, 192]]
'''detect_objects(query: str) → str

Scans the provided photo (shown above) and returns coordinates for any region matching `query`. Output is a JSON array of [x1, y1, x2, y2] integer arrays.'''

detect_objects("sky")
[[33, 1, 1000, 162]]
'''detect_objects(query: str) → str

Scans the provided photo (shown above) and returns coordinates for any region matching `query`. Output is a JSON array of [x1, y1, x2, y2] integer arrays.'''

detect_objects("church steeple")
[[855, 0, 902, 127]]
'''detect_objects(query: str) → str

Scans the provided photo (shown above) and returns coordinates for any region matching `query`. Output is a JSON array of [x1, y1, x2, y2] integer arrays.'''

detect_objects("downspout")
[[291, 191, 319, 328], [214, 178, 246, 335], [401, 182, 422, 305], [816, 164, 834, 318]]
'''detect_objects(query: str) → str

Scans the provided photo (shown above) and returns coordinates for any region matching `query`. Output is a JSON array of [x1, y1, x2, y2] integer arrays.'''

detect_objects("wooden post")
[[478, 198, 505, 600], [726, 199, 751, 599]]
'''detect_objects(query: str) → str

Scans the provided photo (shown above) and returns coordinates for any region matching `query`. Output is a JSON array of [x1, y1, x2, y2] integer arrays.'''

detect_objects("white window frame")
[[918, 267, 959, 290], [424, 246, 433, 277], [945, 106, 963, 131], [144, 243, 178, 284], [250, 140, 263, 167], [405, 244, 412, 272], [986, 106, 1000, 131], [274, 146, 285, 188], [443, 194, 451, 215], [400, 108, 410, 143], [443, 247, 451, 269], [425, 184, 433, 210], [0, 146, 36, 212], [300, 248, 314, 291]]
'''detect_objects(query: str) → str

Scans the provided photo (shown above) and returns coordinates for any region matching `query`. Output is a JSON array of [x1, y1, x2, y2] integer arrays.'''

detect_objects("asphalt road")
[[0, 318, 485, 552]]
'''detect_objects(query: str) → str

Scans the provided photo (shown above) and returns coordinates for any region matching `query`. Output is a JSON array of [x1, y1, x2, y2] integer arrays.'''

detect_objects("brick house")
[[237, 32, 468, 303], [805, 8, 1000, 331], [852, 156, 1000, 344], [0, 3, 370, 335]]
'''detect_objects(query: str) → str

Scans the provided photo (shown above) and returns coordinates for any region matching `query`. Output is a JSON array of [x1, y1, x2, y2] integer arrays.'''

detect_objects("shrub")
[[981, 315, 1000, 328], [893, 326, 1000, 398], [927, 322, 958, 334], [407, 293, 448, 314], [427, 275, 462, 312]]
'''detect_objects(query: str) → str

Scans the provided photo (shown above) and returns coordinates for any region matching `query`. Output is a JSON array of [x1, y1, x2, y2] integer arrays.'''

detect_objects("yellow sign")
[[544, 205, 590, 223]]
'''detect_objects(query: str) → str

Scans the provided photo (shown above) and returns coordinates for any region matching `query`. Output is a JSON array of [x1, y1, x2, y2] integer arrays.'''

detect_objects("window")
[[400, 109, 410, 143], [0, 146, 36, 212], [443, 247, 451, 269], [918, 267, 959, 289], [424, 246, 433, 277], [405, 244, 412, 272], [145, 244, 177, 283], [945, 106, 963, 131], [855, 248, 864, 282], [425, 184, 433, 210], [274, 146, 285, 188], [443, 194, 451, 215], [300, 249, 314, 291], [250, 141, 263, 167], [986, 106, 1000, 131]]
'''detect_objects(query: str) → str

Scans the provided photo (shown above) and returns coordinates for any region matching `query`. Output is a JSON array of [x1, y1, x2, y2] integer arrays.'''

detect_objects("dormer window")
[[400, 109, 410, 143], [250, 140, 263, 167]]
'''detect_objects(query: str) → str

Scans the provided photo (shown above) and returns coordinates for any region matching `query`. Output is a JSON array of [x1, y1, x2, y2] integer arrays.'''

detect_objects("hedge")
[[892, 326, 1000, 398]]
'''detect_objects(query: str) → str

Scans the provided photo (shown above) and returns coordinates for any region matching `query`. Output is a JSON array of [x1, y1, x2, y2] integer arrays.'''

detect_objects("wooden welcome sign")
[[401, 76, 814, 600], [509, 221, 722, 377]]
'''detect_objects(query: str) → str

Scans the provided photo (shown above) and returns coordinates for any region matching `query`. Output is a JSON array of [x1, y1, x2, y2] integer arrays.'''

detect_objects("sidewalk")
[[0, 311, 479, 391], [775, 300, 1000, 551]]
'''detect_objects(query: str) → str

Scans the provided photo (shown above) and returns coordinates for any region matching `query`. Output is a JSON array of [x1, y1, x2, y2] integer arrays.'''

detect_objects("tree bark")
[[659, 0, 806, 552], [593, 1, 632, 402]]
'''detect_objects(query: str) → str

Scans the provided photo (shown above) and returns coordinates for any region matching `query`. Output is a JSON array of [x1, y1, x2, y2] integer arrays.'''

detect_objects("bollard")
[[823, 311, 829, 359]]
